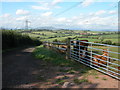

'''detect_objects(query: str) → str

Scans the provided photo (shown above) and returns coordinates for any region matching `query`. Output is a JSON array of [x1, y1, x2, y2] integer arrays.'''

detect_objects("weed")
[[73, 78, 88, 84], [102, 78, 107, 80], [67, 70, 76, 74], [55, 78, 65, 85], [95, 76, 99, 79], [62, 76, 69, 79]]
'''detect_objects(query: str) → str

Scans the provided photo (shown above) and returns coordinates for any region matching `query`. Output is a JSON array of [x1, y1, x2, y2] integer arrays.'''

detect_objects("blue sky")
[[0, 0, 119, 31]]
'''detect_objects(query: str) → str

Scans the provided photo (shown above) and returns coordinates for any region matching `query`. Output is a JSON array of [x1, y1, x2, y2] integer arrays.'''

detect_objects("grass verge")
[[33, 45, 91, 72]]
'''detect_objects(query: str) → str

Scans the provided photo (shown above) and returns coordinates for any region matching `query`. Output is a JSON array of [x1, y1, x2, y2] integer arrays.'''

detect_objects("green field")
[[22, 29, 119, 60], [90, 46, 120, 59], [89, 34, 119, 43], [19, 30, 119, 45]]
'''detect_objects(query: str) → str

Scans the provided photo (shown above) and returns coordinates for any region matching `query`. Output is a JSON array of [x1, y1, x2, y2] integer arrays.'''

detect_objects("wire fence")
[[43, 40, 120, 80], [43, 41, 67, 52]]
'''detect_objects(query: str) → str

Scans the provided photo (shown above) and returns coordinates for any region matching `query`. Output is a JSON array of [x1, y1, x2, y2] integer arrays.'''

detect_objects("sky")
[[0, 0, 119, 31]]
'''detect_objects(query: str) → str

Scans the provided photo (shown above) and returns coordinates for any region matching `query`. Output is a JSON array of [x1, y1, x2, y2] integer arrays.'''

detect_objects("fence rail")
[[43, 40, 120, 80], [43, 41, 67, 51]]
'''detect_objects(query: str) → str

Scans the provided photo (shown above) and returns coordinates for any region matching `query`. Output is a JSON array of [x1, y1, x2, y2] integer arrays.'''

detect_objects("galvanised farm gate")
[[43, 39, 120, 80]]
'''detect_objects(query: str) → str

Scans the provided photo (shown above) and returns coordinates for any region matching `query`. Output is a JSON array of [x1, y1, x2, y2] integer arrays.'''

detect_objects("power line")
[[54, 2, 84, 17]]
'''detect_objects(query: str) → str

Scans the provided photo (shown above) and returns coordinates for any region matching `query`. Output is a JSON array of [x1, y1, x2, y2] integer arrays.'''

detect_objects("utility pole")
[[25, 19, 30, 30]]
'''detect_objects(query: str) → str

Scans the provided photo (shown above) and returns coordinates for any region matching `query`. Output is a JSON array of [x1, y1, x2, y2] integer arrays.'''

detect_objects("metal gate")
[[70, 40, 120, 80]]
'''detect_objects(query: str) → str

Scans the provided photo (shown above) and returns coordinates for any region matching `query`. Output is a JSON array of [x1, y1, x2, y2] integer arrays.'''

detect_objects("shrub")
[[102, 40, 112, 45]]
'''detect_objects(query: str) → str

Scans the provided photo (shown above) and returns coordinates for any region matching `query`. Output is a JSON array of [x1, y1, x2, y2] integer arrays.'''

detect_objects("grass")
[[83, 69, 99, 78], [77, 38, 101, 42], [73, 78, 89, 84], [62, 76, 70, 79], [59, 68, 76, 74], [33, 45, 92, 76], [67, 69, 76, 74], [102, 78, 107, 80], [33, 45, 118, 84], [59, 69, 69, 72], [20, 30, 119, 46], [33, 45, 72, 66], [55, 78, 65, 85], [2, 30, 41, 50], [95, 76, 99, 79], [89, 46, 119, 59]]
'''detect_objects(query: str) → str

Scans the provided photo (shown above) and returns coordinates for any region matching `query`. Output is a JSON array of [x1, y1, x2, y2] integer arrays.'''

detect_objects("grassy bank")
[[32, 45, 97, 74], [2, 30, 42, 50]]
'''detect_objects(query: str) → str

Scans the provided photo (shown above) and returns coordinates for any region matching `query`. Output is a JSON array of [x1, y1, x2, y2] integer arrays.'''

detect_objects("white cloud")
[[0, 13, 10, 18], [1, 10, 118, 30], [1, 0, 24, 2], [88, 10, 106, 16], [52, 0, 63, 5], [31, 2, 50, 10], [32, 5, 50, 10], [16, 16, 28, 21], [16, 9, 30, 15], [56, 17, 66, 22], [41, 12, 53, 16], [109, 10, 117, 14], [32, 1, 62, 10], [95, 10, 106, 15], [81, 0, 95, 7], [89, 12, 94, 16]]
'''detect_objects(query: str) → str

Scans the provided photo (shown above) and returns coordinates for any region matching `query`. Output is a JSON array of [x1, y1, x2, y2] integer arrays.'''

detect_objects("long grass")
[[2, 30, 42, 50]]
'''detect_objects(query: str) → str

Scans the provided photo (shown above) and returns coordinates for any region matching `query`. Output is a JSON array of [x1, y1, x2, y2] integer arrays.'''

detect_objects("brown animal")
[[93, 49, 109, 67], [71, 40, 89, 61], [58, 45, 67, 53], [79, 40, 89, 59]]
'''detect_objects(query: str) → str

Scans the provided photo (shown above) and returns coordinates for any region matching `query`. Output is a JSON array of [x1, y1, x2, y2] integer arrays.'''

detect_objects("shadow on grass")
[[31, 45, 100, 88], [33, 46, 92, 72]]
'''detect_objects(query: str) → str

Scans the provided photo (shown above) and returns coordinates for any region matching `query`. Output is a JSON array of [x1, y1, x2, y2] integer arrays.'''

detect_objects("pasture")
[[88, 46, 120, 59], [19, 30, 119, 45]]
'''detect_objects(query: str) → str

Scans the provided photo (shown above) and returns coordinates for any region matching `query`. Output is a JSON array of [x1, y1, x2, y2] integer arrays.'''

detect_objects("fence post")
[[66, 38, 71, 59], [107, 47, 110, 73], [79, 41, 81, 61], [90, 43, 93, 67]]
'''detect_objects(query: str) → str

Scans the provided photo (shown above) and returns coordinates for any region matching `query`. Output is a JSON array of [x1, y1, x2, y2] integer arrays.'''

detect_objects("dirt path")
[[2, 47, 120, 88], [2, 47, 44, 88]]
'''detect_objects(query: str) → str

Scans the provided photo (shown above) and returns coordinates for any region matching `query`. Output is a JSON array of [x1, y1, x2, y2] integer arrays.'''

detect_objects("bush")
[[102, 40, 112, 45], [53, 39, 59, 42], [2, 30, 42, 50]]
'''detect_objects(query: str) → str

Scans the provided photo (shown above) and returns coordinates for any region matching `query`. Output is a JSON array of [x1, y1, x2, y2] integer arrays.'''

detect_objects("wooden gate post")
[[66, 38, 71, 59]]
